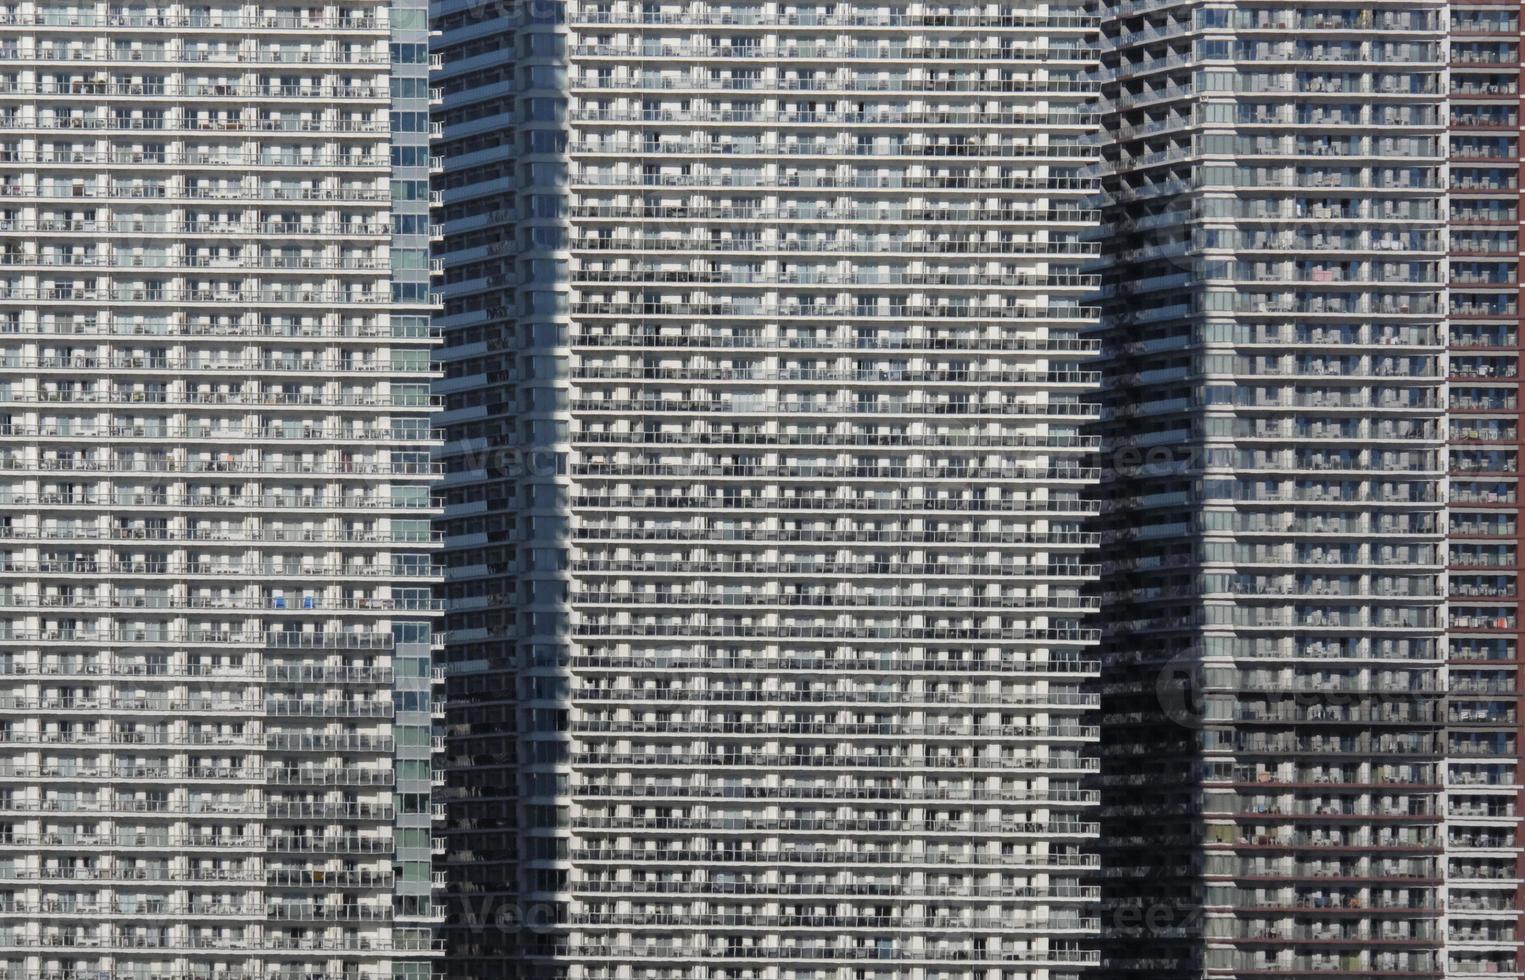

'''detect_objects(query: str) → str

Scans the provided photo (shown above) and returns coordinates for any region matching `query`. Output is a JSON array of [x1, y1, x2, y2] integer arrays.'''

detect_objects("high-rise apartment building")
[[432, 0, 1107, 976], [0, 1, 446, 977], [431, 0, 524, 968], [1445, 1, 1525, 975], [1099, 0, 1450, 977]]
